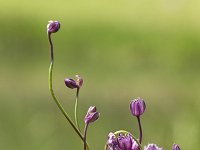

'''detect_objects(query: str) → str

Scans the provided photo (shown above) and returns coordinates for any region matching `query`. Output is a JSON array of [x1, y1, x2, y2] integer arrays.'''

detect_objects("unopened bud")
[[130, 97, 146, 117], [64, 78, 79, 89], [84, 106, 100, 124], [47, 20, 60, 33]]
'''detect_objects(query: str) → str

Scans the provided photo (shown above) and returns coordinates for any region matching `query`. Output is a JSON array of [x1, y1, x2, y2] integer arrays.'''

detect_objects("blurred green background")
[[0, 0, 200, 149]]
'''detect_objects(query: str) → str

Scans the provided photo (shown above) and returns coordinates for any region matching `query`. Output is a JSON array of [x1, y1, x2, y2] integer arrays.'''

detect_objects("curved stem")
[[49, 61, 83, 141], [48, 32, 89, 149], [83, 123, 89, 150], [75, 88, 80, 131], [137, 116, 142, 144]]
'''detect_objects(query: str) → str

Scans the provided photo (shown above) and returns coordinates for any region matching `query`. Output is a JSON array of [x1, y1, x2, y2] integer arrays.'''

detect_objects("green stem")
[[48, 32, 89, 150], [49, 61, 83, 140], [83, 123, 89, 150], [75, 88, 81, 131]]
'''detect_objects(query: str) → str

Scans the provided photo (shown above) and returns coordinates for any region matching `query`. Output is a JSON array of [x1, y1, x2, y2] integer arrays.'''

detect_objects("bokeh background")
[[1, 0, 200, 149]]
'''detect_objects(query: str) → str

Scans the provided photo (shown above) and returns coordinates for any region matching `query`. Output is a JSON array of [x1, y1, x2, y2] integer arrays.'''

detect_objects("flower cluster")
[[106, 132, 139, 150], [47, 20, 181, 150], [105, 97, 180, 150]]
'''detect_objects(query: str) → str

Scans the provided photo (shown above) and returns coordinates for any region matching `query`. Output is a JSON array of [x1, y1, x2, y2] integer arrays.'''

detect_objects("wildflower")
[[84, 106, 100, 150], [64, 78, 79, 89], [130, 97, 146, 117], [106, 132, 120, 150], [64, 75, 83, 89], [47, 20, 60, 34], [130, 97, 146, 144], [105, 132, 139, 150], [84, 106, 100, 124]]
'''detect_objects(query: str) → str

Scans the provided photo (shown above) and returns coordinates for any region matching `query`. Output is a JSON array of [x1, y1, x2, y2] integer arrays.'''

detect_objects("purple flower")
[[106, 132, 120, 150], [84, 106, 100, 124], [64, 78, 79, 89], [118, 134, 133, 150], [64, 75, 83, 89], [105, 132, 139, 150], [144, 144, 163, 150], [130, 97, 146, 117], [47, 20, 60, 33], [172, 144, 180, 150]]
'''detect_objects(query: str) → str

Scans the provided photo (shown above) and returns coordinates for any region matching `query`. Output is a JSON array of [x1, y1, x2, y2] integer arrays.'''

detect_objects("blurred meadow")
[[0, 0, 200, 149]]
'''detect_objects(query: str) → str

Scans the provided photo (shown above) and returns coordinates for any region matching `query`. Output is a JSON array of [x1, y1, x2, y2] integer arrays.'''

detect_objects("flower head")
[[64, 78, 79, 89], [144, 144, 163, 150], [105, 132, 139, 150], [47, 20, 60, 34], [84, 106, 100, 124], [172, 144, 180, 150], [106, 132, 119, 150], [130, 97, 146, 117], [64, 75, 83, 89]]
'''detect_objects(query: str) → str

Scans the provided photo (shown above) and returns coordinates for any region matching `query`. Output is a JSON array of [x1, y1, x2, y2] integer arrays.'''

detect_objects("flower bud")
[[64, 75, 83, 89], [117, 134, 133, 150], [105, 132, 139, 150], [64, 78, 79, 89], [172, 144, 181, 150], [84, 106, 100, 124], [130, 97, 146, 117], [106, 132, 119, 150], [47, 20, 60, 33], [144, 144, 163, 150]]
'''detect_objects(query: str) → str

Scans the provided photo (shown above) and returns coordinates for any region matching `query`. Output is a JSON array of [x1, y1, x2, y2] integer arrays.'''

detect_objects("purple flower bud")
[[118, 134, 133, 150], [172, 144, 181, 150], [64, 78, 79, 89], [47, 20, 60, 33], [64, 75, 83, 89], [84, 106, 100, 124], [106, 132, 119, 150], [105, 132, 139, 150], [130, 97, 146, 117], [144, 144, 163, 150]]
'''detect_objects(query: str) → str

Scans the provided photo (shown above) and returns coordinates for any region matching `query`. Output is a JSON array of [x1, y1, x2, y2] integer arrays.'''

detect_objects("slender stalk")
[[137, 116, 142, 144], [49, 61, 83, 139], [83, 123, 89, 150], [48, 32, 89, 149], [75, 88, 80, 131]]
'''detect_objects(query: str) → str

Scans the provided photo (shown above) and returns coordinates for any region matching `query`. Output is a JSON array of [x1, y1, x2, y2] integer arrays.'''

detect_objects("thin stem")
[[75, 88, 80, 131], [48, 33, 54, 61], [49, 61, 83, 140], [137, 116, 142, 144], [84, 123, 89, 150], [48, 32, 89, 149]]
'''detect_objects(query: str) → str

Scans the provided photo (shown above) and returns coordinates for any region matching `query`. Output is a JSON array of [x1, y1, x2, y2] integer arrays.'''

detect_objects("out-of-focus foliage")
[[0, 0, 200, 149]]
